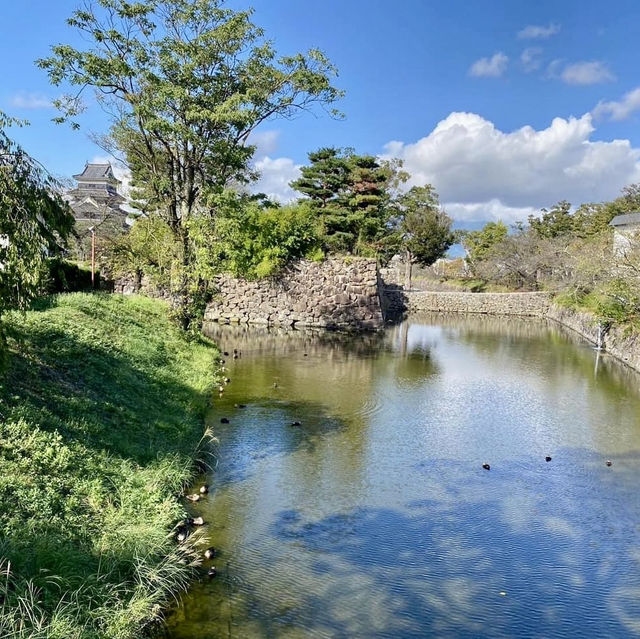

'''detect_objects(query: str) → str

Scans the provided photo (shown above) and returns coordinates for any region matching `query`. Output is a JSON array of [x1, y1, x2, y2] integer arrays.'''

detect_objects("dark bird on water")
[[204, 547, 216, 560], [235, 403, 246, 409], [290, 421, 302, 427], [223, 351, 229, 356], [545, 456, 552, 462], [220, 417, 229, 424], [606, 460, 613, 467], [208, 567, 218, 579], [482, 463, 491, 471]]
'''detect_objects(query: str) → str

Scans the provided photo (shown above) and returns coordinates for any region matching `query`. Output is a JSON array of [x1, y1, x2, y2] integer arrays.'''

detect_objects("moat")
[[165, 315, 640, 638]]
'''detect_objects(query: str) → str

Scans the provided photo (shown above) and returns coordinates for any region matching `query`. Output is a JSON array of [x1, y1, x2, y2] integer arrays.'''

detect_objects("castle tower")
[[68, 163, 127, 224]]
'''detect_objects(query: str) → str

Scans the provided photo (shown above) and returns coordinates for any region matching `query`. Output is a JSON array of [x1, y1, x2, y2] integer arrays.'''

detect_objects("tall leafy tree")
[[392, 185, 454, 289], [39, 0, 342, 328], [0, 111, 73, 346]]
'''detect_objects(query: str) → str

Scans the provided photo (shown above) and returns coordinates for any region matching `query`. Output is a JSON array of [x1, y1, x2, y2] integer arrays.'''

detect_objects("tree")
[[573, 183, 640, 238], [391, 185, 454, 289], [291, 147, 406, 254], [529, 200, 575, 238], [459, 221, 508, 266], [198, 195, 321, 279], [39, 0, 342, 328], [0, 111, 73, 340]]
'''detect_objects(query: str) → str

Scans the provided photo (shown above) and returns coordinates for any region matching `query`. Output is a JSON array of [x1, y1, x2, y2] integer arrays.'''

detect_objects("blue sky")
[[3, 0, 640, 225]]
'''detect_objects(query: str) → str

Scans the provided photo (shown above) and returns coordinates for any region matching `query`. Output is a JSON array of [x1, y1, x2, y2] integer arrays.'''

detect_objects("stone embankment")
[[399, 289, 640, 373], [204, 258, 384, 330], [403, 291, 551, 316], [546, 304, 640, 372]]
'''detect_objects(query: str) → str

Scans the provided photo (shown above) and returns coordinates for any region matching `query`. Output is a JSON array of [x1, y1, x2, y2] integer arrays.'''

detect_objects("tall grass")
[[0, 293, 218, 638]]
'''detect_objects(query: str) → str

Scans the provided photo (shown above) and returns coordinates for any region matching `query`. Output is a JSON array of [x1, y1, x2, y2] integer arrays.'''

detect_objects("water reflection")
[[165, 317, 640, 638]]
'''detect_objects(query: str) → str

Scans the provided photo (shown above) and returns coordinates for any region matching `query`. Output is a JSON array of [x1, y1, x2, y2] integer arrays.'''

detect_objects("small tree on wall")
[[391, 185, 454, 289], [291, 147, 408, 255]]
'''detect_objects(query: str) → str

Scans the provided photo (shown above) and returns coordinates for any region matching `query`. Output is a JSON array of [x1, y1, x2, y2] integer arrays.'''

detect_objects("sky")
[[3, 0, 640, 227]]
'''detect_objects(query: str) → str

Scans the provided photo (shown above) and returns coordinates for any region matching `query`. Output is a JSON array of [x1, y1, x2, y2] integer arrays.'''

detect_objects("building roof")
[[610, 212, 640, 227], [72, 163, 120, 184]]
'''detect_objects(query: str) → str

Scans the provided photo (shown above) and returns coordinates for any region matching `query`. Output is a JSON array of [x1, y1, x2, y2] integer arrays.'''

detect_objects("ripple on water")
[[165, 318, 640, 639]]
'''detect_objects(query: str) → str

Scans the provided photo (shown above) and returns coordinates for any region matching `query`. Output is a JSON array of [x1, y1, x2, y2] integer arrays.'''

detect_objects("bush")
[[208, 199, 322, 279]]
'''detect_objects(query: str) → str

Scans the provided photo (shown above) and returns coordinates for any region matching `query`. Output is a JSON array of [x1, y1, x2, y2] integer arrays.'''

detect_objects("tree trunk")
[[404, 249, 413, 291]]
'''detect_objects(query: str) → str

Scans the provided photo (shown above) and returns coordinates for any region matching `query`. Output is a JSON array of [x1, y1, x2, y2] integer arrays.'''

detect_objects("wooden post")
[[89, 226, 96, 288]]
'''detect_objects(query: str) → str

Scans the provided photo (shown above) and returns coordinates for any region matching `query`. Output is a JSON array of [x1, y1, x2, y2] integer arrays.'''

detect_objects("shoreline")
[[399, 289, 640, 375], [0, 293, 219, 639]]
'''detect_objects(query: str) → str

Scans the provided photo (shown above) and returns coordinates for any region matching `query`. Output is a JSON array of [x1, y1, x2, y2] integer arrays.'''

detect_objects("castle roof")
[[72, 163, 120, 184], [610, 212, 640, 227]]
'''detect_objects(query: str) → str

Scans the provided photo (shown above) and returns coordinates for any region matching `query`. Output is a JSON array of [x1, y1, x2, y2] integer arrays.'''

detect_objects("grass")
[[0, 293, 218, 638], [554, 288, 640, 333]]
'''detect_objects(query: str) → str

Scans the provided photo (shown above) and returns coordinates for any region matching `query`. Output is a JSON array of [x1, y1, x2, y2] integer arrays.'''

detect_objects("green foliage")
[[106, 215, 179, 289], [39, 0, 342, 327], [70, 215, 128, 265], [0, 293, 218, 638], [291, 147, 407, 254], [200, 195, 321, 279], [450, 183, 640, 329], [528, 200, 575, 238], [459, 221, 508, 263], [0, 111, 74, 318], [393, 185, 454, 266]]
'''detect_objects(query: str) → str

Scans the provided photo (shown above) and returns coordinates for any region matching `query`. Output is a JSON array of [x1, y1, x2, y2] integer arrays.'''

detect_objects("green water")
[[164, 315, 640, 638]]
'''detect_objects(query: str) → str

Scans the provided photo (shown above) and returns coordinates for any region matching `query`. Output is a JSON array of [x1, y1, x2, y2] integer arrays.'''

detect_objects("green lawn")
[[0, 293, 218, 638]]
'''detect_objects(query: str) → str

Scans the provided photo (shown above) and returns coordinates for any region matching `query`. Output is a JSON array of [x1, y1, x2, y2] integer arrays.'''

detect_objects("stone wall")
[[111, 273, 174, 301], [546, 304, 640, 372], [400, 289, 640, 374], [204, 258, 384, 330], [403, 290, 552, 316]]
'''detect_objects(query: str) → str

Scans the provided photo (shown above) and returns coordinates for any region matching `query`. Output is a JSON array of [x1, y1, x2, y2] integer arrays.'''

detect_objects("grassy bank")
[[0, 293, 218, 638]]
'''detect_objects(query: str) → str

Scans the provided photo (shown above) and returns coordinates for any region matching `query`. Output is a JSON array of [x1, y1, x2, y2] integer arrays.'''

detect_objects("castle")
[[67, 163, 127, 225]]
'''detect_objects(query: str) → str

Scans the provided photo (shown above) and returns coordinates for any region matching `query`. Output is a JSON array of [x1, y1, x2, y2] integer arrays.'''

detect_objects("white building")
[[610, 212, 640, 257]]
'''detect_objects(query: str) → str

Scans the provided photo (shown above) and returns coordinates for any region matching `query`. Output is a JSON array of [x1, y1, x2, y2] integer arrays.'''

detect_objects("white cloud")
[[520, 47, 543, 73], [247, 130, 281, 159], [593, 87, 640, 121], [381, 111, 640, 222], [251, 156, 301, 202], [9, 91, 53, 109], [560, 61, 615, 85], [518, 23, 560, 39], [445, 201, 537, 224], [214, 111, 640, 224], [468, 52, 508, 78]]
